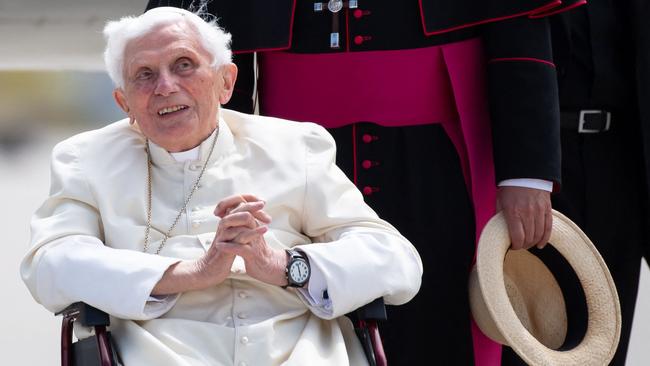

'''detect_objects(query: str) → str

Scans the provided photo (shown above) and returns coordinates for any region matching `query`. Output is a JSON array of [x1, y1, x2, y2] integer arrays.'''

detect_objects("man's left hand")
[[496, 186, 552, 250]]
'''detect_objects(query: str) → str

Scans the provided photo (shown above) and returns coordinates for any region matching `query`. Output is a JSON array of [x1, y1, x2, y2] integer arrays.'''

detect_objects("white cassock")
[[21, 108, 423, 366]]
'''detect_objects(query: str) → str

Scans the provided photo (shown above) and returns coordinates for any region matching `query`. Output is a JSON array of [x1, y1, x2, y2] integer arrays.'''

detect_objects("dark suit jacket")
[[635, 1, 650, 217], [629, 0, 649, 261], [551, 0, 650, 260]]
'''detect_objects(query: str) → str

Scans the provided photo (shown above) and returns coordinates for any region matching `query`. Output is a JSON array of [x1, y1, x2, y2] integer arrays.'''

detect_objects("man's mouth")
[[157, 105, 189, 116]]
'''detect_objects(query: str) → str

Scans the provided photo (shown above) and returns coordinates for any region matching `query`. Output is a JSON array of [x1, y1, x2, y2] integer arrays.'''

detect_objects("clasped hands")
[[209, 193, 288, 287], [152, 194, 288, 296]]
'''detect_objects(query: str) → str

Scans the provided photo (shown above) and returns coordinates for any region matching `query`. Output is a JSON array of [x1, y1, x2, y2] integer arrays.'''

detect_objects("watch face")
[[289, 259, 310, 285]]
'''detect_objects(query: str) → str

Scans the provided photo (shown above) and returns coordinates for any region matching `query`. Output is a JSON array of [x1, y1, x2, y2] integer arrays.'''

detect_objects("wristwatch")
[[283, 249, 311, 288]]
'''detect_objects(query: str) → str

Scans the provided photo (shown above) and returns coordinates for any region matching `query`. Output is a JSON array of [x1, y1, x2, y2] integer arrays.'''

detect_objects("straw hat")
[[469, 210, 621, 366]]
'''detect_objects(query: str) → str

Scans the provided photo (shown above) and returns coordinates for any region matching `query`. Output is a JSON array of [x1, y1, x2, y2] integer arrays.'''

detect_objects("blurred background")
[[1, 1, 141, 364], [0, 0, 648, 365]]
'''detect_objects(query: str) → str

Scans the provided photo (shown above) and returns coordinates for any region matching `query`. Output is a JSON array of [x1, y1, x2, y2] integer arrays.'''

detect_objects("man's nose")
[[154, 71, 179, 96]]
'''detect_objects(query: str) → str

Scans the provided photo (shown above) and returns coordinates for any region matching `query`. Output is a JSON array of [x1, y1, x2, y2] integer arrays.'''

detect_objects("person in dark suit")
[[145, 1, 584, 364], [502, 1, 650, 365]]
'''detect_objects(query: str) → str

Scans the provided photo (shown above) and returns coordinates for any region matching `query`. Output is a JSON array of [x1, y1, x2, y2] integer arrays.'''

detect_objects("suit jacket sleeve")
[[483, 15, 562, 187], [294, 124, 423, 319], [20, 139, 180, 320]]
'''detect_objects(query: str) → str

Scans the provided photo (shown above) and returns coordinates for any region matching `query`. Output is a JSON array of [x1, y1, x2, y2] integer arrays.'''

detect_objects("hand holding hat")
[[469, 210, 621, 366]]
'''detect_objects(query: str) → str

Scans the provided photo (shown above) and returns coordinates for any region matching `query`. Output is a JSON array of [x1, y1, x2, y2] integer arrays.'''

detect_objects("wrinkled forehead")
[[123, 21, 205, 67]]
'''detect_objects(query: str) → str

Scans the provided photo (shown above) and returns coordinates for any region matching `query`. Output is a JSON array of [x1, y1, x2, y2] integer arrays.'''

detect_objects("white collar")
[[146, 115, 234, 167], [170, 146, 200, 162]]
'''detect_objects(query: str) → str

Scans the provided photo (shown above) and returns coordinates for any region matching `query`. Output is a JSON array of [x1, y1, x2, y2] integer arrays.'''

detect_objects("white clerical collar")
[[170, 146, 200, 162], [146, 114, 234, 167]]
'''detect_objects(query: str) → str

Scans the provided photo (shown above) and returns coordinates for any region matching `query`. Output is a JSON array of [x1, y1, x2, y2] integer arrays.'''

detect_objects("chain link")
[[143, 127, 219, 254]]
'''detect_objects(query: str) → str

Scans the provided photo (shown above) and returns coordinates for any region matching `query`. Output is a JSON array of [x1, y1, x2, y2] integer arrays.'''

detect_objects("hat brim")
[[474, 210, 621, 365]]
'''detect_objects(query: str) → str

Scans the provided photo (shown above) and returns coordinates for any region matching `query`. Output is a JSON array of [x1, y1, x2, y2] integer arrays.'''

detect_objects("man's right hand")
[[496, 186, 552, 250], [151, 252, 235, 296]]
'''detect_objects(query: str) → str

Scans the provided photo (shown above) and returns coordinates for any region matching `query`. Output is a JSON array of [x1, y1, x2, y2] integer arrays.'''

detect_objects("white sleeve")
[[23, 235, 180, 320], [296, 257, 333, 316], [20, 140, 180, 320], [296, 124, 423, 319]]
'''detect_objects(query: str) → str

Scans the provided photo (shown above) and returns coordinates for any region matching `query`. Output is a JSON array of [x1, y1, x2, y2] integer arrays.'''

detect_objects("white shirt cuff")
[[498, 178, 553, 192], [296, 253, 332, 313], [144, 294, 179, 318]]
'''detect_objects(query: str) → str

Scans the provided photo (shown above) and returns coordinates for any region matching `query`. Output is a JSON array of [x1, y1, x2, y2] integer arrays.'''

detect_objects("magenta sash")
[[260, 39, 500, 365], [259, 46, 458, 128]]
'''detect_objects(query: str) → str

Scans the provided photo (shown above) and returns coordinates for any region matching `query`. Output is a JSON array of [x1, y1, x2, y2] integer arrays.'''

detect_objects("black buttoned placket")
[[356, 124, 382, 202]]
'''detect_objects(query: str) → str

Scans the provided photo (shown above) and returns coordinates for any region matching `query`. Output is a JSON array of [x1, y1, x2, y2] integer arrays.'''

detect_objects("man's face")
[[114, 21, 236, 152]]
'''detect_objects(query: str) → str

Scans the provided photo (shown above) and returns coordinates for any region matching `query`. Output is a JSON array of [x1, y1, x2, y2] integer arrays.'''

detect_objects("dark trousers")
[[502, 113, 648, 366], [330, 123, 477, 365]]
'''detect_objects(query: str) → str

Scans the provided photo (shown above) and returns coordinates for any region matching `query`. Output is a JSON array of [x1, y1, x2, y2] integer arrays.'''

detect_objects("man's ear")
[[113, 88, 136, 124], [113, 88, 130, 114], [218, 63, 238, 105]]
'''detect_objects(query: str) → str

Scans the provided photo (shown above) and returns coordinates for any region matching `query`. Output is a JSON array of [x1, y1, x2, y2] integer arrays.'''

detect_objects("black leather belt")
[[560, 110, 611, 133]]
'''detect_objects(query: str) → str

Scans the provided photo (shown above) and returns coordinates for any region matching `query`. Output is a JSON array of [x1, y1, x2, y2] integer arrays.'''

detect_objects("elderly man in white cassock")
[[20, 7, 422, 366]]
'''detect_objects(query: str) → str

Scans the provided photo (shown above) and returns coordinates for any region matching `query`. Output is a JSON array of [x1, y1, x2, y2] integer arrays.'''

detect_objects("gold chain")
[[143, 127, 219, 254]]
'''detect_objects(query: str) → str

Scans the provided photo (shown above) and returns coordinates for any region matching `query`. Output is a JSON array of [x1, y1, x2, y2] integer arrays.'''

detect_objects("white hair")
[[103, 7, 232, 89]]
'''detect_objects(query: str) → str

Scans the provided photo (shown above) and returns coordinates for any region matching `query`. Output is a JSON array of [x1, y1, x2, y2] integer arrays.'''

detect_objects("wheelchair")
[[57, 297, 388, 366]]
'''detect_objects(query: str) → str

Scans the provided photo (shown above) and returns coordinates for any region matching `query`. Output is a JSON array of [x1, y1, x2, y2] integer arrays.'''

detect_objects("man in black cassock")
[[145, 1, 585, 364]]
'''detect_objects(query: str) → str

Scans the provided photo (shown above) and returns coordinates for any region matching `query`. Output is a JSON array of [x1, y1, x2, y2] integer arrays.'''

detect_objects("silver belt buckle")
[[578, 110, 611, 133]]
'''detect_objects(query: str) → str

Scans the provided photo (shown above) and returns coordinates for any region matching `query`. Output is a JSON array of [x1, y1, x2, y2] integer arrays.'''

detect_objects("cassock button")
[[362, 134, 379, 143], [238, 312, 248, 319], [362, 186, 379, 196], [354, 35, 364, 45], [240, 336, 249, 344], [189, 164, 201, 171], [353, 9, 363, 18], [362, 160, 372, 169]]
